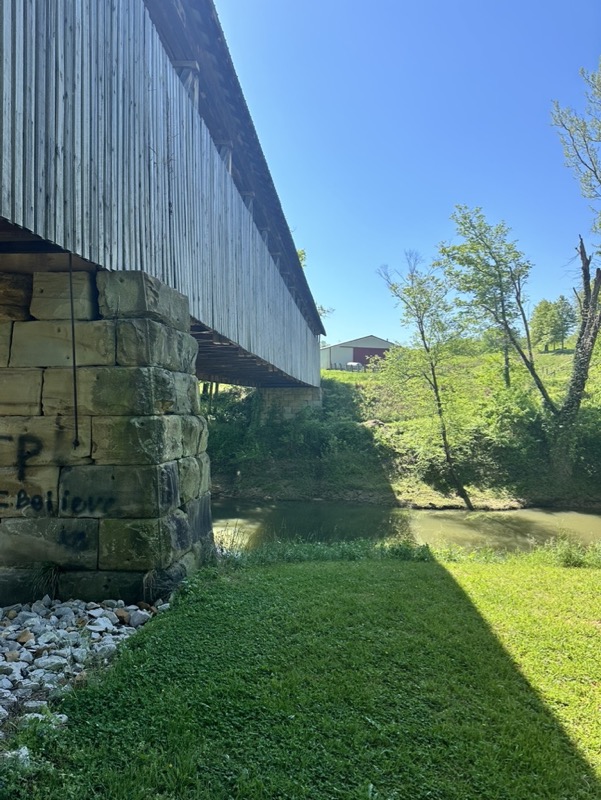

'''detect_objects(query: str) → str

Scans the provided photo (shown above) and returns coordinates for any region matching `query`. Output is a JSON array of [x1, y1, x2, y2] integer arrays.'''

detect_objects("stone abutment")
[[0, 267, 213, 604]]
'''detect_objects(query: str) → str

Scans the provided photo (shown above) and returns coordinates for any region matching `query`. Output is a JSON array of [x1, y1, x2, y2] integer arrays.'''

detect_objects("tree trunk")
[[429, 365, 474, 510], [505, 327, 558, 413], [551, 240, 601, 480], [502, 334, 510, 388]]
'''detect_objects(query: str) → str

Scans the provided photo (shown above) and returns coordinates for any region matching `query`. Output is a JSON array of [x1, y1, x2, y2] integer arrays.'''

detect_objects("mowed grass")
[[3, 555, 601, 799]]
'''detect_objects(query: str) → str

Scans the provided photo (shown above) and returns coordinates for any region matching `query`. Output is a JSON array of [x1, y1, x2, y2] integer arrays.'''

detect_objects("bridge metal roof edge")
[[143, 0, 326, 337]]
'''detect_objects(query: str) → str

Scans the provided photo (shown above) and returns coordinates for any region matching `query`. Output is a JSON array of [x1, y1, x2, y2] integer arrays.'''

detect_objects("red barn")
[[320, 335, 394, 370]]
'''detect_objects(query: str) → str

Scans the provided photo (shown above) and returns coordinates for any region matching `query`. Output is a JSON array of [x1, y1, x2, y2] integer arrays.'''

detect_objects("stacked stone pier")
[[0, 268, 213, 605]]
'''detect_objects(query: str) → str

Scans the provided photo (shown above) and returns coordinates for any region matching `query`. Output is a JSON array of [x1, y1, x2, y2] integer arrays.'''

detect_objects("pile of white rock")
[[0, 595, 169, 736]]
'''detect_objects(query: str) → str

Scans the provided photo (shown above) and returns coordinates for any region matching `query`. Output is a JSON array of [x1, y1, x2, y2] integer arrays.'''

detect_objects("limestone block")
[[116, 319, 197, 373], [99, 510, 191, 571], [0, 466, 60, 518], [97, 271, 190, 332], [162, 509, 192, 556], [57, 570, 145, 604], [0, 416, 92, 468], [30, 272, 98, 320], [10, 320, 115, 367], [59, 461, 180, 518], [258, 387, 323, 421], [99, 518, 170, 570], [0, 569, 36, 606], [185, 493, 214, 548], [178, 457, 201, 504], [0, 273, 32, 320], [0, 368, 43, 415], [0, 322, 12, 366], [92, 415, 183, 465], [199, 416, 209, 453], [197, 452, 211, 495], [43, 366, 176, 416], [172, 372, 201, 415], [180, 415, 208, 456], [147, 545, 207, 601], [0, 518, 98, 568]]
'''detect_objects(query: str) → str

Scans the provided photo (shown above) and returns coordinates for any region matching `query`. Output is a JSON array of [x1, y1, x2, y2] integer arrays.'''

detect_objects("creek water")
[[212, 498, 601, 552]]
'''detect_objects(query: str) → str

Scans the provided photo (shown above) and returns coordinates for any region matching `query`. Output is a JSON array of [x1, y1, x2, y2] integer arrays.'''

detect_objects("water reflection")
[[212, 499, 601, 551]]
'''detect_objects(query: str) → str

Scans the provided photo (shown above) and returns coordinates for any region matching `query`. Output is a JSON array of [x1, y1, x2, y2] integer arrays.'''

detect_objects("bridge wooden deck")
[[0, 0, 323, 387]]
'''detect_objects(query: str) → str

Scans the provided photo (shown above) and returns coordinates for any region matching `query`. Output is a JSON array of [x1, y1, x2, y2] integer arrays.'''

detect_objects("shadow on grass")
[[5, 556, 599, 799], [401, 558, 601, 799]]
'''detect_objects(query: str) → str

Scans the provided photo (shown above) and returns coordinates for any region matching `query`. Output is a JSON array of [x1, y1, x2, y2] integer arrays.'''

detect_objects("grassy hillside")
[[206, 348, 601, 510]]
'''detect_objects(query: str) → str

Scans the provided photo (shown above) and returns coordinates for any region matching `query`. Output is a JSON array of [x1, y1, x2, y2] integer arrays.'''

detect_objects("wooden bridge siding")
[[0, 0, 320, 386]]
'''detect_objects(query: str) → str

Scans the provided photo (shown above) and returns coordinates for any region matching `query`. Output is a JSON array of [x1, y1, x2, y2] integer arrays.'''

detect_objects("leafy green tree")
[[531, 299, 558, 351], [379, 252, 473, 509], [552, 63, 601, 438], [553, 60, 601, 233], [554, 294, 577, 349], [439, 204, 601, 479], [530, 296, 575, 352], [437, 206, 554, 406]]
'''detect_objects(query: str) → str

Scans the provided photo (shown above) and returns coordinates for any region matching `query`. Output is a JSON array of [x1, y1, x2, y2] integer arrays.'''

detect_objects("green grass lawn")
[[3, 552, 601, 799]]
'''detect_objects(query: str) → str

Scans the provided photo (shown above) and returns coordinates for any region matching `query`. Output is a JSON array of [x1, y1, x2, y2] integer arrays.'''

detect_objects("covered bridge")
[[0, 0, 323, 602]]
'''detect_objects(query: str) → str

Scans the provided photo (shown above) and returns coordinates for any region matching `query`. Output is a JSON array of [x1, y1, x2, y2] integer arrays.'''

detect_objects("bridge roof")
[[144, 0, 326, 337]]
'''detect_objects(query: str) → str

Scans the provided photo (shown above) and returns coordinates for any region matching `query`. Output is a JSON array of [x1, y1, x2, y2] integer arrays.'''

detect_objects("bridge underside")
[[0, 219, 310, 389], [192, 324, 310, 388]]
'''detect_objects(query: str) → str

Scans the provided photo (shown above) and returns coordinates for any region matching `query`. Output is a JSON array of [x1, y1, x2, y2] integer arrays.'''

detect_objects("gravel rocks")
[[0, 594, 170, 734]]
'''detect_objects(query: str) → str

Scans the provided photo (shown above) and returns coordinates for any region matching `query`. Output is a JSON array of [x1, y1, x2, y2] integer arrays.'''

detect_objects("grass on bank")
[[207, 347, 601, 509], [2, 539, 601, 800]]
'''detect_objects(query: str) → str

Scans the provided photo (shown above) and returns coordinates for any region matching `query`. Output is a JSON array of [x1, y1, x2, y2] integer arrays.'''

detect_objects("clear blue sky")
[[213, 0, 601, 345]]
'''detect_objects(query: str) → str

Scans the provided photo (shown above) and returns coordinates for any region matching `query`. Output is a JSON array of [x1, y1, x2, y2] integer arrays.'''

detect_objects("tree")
[[379, 252, 473, 509], [552, 62, 601, 434], [530, 297, 576, 352], [557, 237, 601, 427], [437, 206, 554, 405], [440, 205, 601, 478], [530, 299, 557, 351], [552, 60, 601, 233], [553, 295, 577, 349]]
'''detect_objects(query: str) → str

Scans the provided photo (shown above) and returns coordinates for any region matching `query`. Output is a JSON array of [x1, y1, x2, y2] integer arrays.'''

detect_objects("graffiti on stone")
[[0, 432, 116, 516], [0, 489, 116, 516], [0, 433, 43, 480]]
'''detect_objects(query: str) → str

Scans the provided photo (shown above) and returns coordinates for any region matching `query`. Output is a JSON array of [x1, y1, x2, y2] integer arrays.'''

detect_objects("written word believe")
[[0, 489, 116, 516]]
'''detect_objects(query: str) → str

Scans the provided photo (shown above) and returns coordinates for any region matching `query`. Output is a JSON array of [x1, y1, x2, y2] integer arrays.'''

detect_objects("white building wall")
[[321, 345, 354, 369]]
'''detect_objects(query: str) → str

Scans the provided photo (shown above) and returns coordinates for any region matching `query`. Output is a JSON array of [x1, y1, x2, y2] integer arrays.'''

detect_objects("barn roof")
[[321, 335, 395, 350]]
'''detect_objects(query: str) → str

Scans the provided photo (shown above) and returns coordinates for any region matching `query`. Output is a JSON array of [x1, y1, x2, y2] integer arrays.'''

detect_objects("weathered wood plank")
[[0, 0, 320, 386], [11, 0, 25, 227], [0, 1, 13, 219]]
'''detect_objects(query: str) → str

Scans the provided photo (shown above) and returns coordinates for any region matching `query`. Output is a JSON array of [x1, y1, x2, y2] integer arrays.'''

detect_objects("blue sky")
[[213, 0, 601, 345]]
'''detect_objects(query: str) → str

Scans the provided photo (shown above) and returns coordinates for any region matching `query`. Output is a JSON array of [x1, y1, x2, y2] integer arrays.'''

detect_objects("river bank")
[[211, 471, 601, 513], [204, 365, 601, 514]]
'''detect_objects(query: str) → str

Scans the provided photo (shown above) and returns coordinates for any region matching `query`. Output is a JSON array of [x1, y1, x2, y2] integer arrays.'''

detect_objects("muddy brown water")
[[212, 499, 601, 552]]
